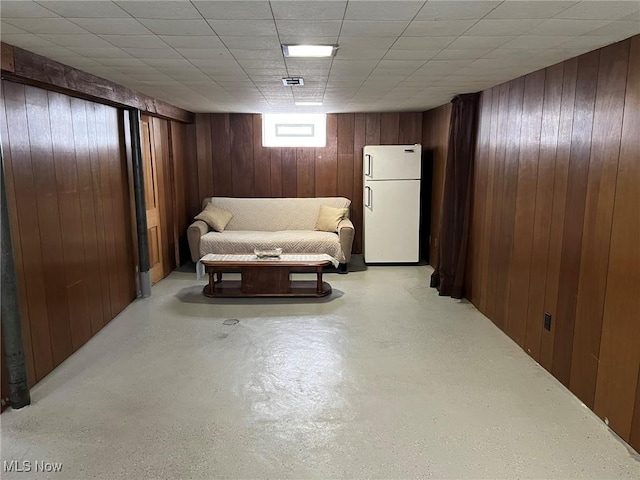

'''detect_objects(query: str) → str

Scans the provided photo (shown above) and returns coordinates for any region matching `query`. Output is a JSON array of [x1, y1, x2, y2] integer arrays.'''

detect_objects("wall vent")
[[282, 77, 304, 86]]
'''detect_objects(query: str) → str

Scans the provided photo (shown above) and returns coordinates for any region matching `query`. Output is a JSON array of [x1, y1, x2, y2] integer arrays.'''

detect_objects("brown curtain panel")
[[430, 93, 480, 298]]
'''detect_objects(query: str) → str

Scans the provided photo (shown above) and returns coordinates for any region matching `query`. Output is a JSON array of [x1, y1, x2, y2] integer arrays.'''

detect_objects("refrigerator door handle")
[[364, 186, 372, 208], [364, 154, 372, 177]]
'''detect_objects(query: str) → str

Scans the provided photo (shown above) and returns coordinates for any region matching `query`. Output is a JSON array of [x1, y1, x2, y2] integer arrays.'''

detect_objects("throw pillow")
[[194, 203, 233, 232], [315, 205, 348, 232]]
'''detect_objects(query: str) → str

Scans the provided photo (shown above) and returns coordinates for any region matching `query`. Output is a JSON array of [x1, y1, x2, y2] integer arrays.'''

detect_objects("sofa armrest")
[[187, 220, 209, 262], [337, 218, 355, 264]]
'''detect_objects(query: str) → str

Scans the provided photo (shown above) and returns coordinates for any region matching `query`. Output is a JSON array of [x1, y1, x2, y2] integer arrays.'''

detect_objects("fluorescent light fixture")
[[295, 101, 323, 106], [282, 44, 336, 58]]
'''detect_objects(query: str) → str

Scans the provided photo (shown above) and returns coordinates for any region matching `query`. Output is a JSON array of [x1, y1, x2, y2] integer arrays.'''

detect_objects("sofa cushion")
[[200, 230, 345, 263], [315, 205, 348, 232], [194, 203, 233, 232], [202, 197, 351, 231]]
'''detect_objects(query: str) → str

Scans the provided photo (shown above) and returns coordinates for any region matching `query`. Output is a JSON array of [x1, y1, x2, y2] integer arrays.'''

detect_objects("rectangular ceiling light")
[[282, 44, 336, 58], [295, 101, 323, 106]]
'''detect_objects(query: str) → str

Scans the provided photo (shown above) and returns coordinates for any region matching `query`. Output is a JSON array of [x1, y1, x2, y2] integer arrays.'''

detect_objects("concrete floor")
[[1, 265, 639, 479]]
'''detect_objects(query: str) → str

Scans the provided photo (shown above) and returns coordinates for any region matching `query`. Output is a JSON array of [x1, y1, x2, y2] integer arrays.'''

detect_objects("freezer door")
[[363, 144, 421, 180], [364, 180, 420, 263]]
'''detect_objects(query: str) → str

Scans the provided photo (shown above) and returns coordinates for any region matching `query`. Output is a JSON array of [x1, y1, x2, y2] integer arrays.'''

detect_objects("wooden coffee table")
[[201, 255, 332, 298]]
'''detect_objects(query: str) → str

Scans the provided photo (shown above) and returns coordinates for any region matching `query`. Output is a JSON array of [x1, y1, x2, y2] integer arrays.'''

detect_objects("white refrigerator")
[[363, 144, 422, 263]]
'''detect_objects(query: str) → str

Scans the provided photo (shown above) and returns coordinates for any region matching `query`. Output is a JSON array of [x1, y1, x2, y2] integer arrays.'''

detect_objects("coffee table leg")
[[209, 268, 216, 295], [316, 266, 323, 294]]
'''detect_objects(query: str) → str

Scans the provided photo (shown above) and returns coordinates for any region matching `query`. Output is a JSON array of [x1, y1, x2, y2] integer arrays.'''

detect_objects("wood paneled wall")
[[1, 80, 136, 386], [191, 112, 422, 254], [435, 36, 639, 450], [170, 120, 197, 265], [421, 104, 452, 266]]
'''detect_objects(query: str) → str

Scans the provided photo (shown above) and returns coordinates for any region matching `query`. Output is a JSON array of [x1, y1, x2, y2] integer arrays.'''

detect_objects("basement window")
[[262, 113, 326, 147]]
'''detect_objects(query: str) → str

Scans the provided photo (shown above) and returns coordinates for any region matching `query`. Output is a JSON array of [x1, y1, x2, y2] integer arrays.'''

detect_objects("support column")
[[0, 148, 30, 409], [128, 109, 151, 297]]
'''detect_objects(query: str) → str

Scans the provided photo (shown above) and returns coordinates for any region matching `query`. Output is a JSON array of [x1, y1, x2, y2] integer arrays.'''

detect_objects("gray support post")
[[1, 148, 31, 409], [128, 109, 151, 297]]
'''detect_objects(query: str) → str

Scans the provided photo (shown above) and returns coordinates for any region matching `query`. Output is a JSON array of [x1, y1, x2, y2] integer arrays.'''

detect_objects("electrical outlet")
[[544, 312, 552, 331]]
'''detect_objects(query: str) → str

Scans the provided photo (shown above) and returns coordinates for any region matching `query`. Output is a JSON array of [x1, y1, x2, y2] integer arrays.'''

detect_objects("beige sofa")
[[187, 197, 354, 268]]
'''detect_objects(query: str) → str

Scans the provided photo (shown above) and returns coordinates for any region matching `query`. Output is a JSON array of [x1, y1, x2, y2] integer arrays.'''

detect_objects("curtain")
[[430, 93, 480, 298]]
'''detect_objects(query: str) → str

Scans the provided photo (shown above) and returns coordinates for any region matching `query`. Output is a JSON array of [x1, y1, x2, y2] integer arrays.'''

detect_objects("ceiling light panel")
[[282, 44, 337, 58]]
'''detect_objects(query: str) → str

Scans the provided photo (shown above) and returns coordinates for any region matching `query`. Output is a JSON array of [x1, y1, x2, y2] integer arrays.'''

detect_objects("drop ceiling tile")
[[2, 33, 59, 50], [447, 36, 517, 50], [621, 11, 640, 21], [160, 35, 224, 49], [340, 21, 409, 37], [271, 1, 347, 20], [285, 59, 332, 70], [433, 49, 492, 60], [206, 74, 250, 82], [414, 1, 500, 21], [127, 71, 174, 82], [276, 20, 342, 37], [199, 65, 246, 76], [244, 67, 285, 77], [403, 20, 476, 37], [383, 49, 439, 61], [0, 22, 28, 34], [189, 58, 243, 70], [3, 1, 60, 18], [555, 1, 640, 20], [393, 36, 457, 50], [121, 47, 183, 59], [193, 1, 273, 20], [4, 17, 88, 34], [97, 57, 147, 67], [230, 49, 283, 60], [100, 35, 168, 49], [40, 1, 131, 18], [483, 48, 547, 60], [502, 35, 573, 49], [465, 19, 545, 36], [191, 60, 245, 71], [138, 19, 213, 36], [69, 17, 151, 35], [208, 20, 277, 37], [377, 59, 425, 73], [68, 46, 132, 58], [415, 59, 474, 74], [486, 1, 577, 19], [116, 1, 202, 20], [216, 81, 255, 88], [344, 1, 424, 21], [177, 48, 233, 60], [141, 58, 194, 68], [585, 21, 640, 37], [22, 44, 78, 57], [337, 46, 388, 60], [331, 59, 379, 70], [220, 36, 281, 50], [561, 35, 625, 50], [338, 36, 397, 49], [534, 19, 611, 36], [162, 69, 211, 81], [38, 33, 113, 48]]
